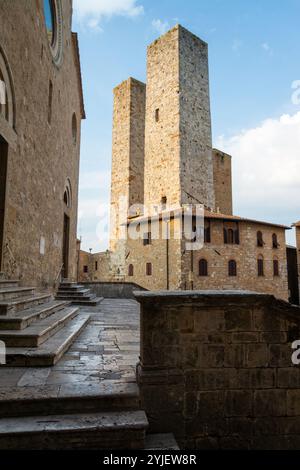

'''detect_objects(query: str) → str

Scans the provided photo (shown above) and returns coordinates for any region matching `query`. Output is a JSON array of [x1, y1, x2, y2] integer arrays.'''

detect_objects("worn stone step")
[[0, 382, 140, 418], [0, 300, 70, 330], [0, 280, 20, 289], [0, 410, 148, 450], [145, 433, 180, 450], [56, 295, 102, 306], [0, 293, 53, 316], [57, 289, 91, 297], [0, 287, 35, 302], [0, 307, 79, 347], [4, 313, 90, 366]]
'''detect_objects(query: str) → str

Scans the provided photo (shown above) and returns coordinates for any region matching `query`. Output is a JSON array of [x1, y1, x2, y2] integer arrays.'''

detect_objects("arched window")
[[63, 179, 72, 209], [199, 259, 208, 276], [128, 264, 134, 276], [273, 258, 279, 277], [257, 255, 264, 276], [43, 0, 55, 46], [146, 263, 152, 276], [227, 228, 234, 244], [0, 46, 15, 127], [257, 231, 264, 247], [272, 233, 278, 249], [228, 260, 237, 276]]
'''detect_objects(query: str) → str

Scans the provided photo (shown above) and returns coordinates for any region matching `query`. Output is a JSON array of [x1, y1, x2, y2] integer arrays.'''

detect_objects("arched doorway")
[[62, 180, 72, 279]]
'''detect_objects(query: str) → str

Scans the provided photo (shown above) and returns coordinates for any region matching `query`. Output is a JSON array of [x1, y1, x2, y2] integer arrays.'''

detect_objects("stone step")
[[0, 287, 35, 302], [0, 280, 20, 289], [0, 410, 148, 450], [57, 289, 91, 297], [145, 433, 180, 450], [4, 313, 90, 366], [0, 293, 53, 316], [0, 306, 79, 347], [0, 382, 140, 418], [0, 300, 70, 330], [56, 295, 102, 306]]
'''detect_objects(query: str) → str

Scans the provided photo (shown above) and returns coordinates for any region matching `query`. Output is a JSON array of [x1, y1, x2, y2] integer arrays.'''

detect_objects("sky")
[[72, 0, 300, 252]]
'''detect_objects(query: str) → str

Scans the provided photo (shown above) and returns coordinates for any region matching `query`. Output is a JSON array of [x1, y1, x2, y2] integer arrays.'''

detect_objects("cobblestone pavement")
[[0, 299, 140, 398]]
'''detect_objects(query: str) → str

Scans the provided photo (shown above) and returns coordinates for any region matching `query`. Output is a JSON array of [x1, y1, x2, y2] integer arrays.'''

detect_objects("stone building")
[[0, 0, 84, 288], [97, 24, 292, 302], [294, 221, 300, 298]]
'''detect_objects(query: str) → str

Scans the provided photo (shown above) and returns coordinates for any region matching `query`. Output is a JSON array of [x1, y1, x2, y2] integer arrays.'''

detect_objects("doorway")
[[62, 213, 70, 279], [0, 136, 8, 271]]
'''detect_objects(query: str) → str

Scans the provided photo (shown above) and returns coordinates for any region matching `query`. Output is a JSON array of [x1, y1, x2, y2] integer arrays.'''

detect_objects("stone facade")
[[124, 213, 289, 300], [212, 149, 233, 215], [136, 290, 300, 449], [78, 250, 111, 283], [0, 0, 84, 288]]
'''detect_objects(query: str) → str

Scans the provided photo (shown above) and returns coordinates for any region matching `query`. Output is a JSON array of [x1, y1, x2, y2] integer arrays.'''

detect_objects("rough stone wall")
[[124, 216, 289, 301], [136, 290, 300, 449], [144, 25, 214, 210], [0, 0, 83, 288], [125, 217, 182, 290], [213, 149, 233, 215], [78, 250, 111, 282], [109, 78, 145, 277], [179, 26, 214, 208], [189, 219, 289, 301]]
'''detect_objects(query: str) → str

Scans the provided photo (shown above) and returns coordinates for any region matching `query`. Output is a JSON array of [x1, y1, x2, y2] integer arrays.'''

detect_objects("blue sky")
[[72, 0, 300, 251]]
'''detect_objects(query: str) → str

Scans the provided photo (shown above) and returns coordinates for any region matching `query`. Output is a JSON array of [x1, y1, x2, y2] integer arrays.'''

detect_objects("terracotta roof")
[[72, 33, 86, 120], [126, 208, 290, 229]]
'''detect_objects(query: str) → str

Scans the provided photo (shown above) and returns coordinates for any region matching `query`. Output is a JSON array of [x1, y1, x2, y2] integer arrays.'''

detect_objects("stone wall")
[[78, 250, 111, 282], [212, 149, 233, 215], [296, 225, 300, 300], [0, 0, 84, 288], [82, 281, 146, 299], [136, 290, 300, 449]]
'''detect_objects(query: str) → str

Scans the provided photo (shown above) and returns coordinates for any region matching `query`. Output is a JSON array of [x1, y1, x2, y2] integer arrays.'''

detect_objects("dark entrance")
[[0, 136, 8, 270], [62, 213, 70, 279], [287, 246, 299, 305]]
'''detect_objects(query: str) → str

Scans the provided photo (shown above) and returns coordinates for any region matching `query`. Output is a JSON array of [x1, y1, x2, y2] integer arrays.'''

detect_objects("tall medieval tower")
[[109, 78, 145, 277], [144, 25, 215, 211]]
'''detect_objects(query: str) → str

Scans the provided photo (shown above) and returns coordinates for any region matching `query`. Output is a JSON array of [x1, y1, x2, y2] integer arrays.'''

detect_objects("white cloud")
[[262, 42, 273, 56], [215, 112, 300, 240], [73, 0, 144, 31], [151, 19, 170, 35]]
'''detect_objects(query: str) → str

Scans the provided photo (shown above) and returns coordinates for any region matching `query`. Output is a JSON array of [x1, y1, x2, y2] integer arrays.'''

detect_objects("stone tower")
[[109, 78, 146, 276], [144, 25, 215, 212]]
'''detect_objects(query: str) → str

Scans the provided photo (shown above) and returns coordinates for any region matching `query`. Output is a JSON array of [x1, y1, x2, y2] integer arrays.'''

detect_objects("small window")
[[224, 226, 239, 245], [272, 233, 278, 249], [199, 259, 208, 276], [257, 231, 264, 247], [228, 260, 237, 276], [257, 255, 264, 276], [146, 262, 152, 276], [72, 113, 77, 144], [273, 258, 279, 276], [128, 264, 134, 276], [43, 0, 55, 46], [204, 220, 211, 243], [95, 261, 98, 271], [155, 108, 159, 122], [143, 232, 151, 246], [161, 196, 167, 209], [83, 265, 88, 273], [48, 80, 53, 124]]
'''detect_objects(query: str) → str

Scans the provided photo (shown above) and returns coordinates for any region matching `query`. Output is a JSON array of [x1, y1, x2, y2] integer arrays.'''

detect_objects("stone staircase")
[[56, 281, 103, 306], [0, 381, 149, 449], [0, 278, 89, 366]]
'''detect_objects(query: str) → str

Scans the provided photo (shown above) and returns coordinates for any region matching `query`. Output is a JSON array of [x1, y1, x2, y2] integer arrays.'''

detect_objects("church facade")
[[0, 0, 85, 288]]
